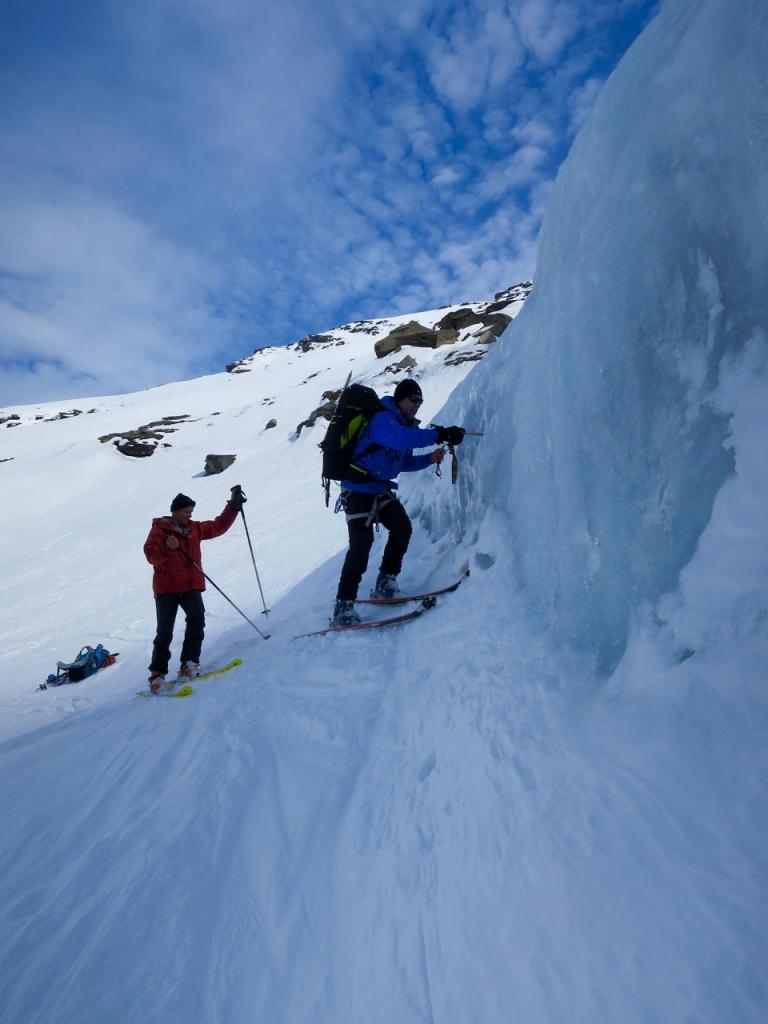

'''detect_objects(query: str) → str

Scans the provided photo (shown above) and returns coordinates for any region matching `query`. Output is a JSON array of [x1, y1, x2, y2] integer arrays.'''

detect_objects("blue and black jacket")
[[341, 396, 439, 494]]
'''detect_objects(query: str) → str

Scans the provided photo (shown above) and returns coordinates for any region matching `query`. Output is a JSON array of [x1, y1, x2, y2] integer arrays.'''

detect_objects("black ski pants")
[[149, 590, 206, 674], [336, 491, 412, 601]]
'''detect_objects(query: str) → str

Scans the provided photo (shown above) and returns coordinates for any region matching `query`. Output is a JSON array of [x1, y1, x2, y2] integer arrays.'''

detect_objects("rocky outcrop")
[[384, 354, 417, 374], [474, 313, 512, 343], [99, 415, 193, 458], [295, 389, 342, 436], [204, 454, 236, 475], [226, 347, 270, 373], [444, 349, 484, 367], [265, 418, 277, 430], [374, 321, 459, 358], [434, 307, 481, 332], [433, 308, 512, 344], [114, 438, 163, 458], [45, 409, 91, 422], [226, 359, 252, 374], [294, 333, 339, 353], [491, 281, 532, 306]]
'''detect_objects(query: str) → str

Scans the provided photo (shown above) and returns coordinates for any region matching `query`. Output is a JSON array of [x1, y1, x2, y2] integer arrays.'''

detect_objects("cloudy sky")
[[0, 0, 657, 406]]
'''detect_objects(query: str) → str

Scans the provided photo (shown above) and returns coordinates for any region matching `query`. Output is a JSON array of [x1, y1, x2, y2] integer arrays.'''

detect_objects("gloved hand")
[[230, 484, 247, 511], [433, 425, 466, 446]]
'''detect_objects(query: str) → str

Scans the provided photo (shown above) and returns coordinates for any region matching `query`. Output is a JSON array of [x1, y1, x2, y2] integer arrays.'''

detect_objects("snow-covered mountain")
[[1, 0, 766, 1021], [0, 281, 529, 733]]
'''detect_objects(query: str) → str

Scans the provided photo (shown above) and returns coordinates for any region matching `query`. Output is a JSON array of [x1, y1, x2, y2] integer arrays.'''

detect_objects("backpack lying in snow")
[[39, 644, 118, 690], [319, 383, 383, 505]]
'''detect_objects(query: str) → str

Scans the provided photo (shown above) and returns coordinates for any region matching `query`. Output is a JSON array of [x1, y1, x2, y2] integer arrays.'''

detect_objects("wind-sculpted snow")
[[421, 0, 768, 671]]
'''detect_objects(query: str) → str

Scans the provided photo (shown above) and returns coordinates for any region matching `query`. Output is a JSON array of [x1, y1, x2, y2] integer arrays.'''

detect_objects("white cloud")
[[0, 0, 659, 403], [512, 117, 558, 147], [431, 167, 465, 188], [514, 0, 581, 64], [424, 4, 524, 113], [0, 190, 229, 404]]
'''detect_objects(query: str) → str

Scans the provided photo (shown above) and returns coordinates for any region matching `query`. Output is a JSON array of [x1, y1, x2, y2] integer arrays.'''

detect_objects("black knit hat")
[[170, 493, 196, 512], [393, 379, 423, 404]]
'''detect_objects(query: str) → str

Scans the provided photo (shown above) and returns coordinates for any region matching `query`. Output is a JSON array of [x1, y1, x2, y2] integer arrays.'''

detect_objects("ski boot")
[[148, 671, 166, 695], [179, 661, 199, 679], [371, 572, 399, 600], [330, 600, 362, 627]]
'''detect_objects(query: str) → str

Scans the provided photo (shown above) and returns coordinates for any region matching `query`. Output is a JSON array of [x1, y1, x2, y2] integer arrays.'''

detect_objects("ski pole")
[[240, 507, 270, 617], [463, 431, 484, 437], [178, 549, 270, 640]]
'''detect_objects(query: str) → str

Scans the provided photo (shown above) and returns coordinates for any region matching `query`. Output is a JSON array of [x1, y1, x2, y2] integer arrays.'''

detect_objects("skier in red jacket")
[[143, 487, 244, 692]]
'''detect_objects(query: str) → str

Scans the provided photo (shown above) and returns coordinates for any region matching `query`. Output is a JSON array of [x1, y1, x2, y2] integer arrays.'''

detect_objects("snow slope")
[[1, 0, 767, 1021], [0, 290, 526, 736]]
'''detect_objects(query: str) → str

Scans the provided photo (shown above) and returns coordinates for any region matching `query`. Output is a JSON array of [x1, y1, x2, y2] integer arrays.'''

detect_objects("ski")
[[295, 596, 438, 639], [355, 568, 470, 606], [135, 658, 243, 699]]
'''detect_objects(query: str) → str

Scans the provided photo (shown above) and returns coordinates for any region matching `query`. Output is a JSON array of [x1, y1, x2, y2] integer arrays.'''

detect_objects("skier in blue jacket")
[[332, 378, 465, 626]]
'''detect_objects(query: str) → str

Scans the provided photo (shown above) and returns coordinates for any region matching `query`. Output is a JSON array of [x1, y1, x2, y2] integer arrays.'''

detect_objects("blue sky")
[[0, 0, 657, 406]]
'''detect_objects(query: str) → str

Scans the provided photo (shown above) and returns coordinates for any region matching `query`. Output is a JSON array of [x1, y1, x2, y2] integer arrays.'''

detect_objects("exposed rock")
[[385, 355, 417, 374], [296, 400, 335, 436], [484, 298, 514, 314], [435, 307, 481, 332], [204, 454, 237, 475], [143, 415, 190, 430], [265, 419, 277, 430], [1, 415, 21, 426], [444, 350, 485, 367], [99, 414, 194, 457], [1, 457, 14, 463], [115, 439, 158, 458], [339, 319, 381, 335], [492, 281, 533, 305], [100, 427, 165, 443], [374, 321, 459, 358], [474, 313, 512, 343], [226, 347, 270, 373], [294, 333, 336, 353], [44, 409, 84, 422]]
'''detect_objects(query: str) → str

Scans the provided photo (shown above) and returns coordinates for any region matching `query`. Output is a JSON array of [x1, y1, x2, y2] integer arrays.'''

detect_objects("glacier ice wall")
[[424, 0, 768, 670]]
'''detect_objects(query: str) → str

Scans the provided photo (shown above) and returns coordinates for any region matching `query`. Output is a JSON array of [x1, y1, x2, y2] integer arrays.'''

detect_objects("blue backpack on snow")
[[39, 644, 116, 690]]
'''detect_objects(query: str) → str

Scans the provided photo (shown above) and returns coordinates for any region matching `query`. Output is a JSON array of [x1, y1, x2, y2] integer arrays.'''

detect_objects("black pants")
[[336, 491, 412, 601], [149, 591, 206, 674]]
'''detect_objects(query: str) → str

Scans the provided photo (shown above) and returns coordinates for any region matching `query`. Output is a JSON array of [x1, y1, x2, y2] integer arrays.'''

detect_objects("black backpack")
[[320, 382, 383, 505]]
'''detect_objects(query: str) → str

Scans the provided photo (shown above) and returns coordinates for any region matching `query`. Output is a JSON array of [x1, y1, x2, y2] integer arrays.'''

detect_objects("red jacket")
[[143, 502, 238, 595]]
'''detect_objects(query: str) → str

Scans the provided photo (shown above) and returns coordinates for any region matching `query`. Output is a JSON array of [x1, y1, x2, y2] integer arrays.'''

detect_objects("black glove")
[[433, 425, 466, 446], [230, 485, 247, 511]]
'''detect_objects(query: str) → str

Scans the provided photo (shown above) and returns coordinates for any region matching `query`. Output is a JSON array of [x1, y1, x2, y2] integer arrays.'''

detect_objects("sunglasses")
[[404, 394, 423, 406]]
